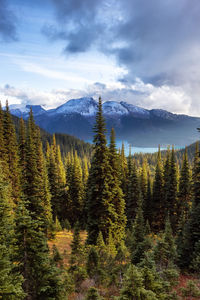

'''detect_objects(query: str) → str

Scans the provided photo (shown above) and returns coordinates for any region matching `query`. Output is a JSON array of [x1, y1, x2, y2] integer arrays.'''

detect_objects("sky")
[[0, 0, 200, 115]]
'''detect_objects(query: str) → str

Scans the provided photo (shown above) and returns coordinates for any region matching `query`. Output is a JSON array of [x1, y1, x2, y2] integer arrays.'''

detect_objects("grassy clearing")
[[48, 230, 87, 266]]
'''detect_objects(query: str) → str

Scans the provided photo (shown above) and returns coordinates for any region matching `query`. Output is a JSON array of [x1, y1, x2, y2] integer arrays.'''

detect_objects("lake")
[[115, 141, 183, 156]]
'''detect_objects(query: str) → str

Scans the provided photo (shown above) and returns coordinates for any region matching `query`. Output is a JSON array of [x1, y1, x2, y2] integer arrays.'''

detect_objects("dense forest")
[[0, 98, 200, 299]]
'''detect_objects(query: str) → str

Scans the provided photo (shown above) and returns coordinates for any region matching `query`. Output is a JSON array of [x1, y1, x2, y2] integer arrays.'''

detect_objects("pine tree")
[[144, 171, 152, 223], [168, 147, 178, 231], [178, 148, 192, 220], [163, 147, 171, 218], [68, 152, 84, 226], [118, 264, 158, 300], [86, 247, 100, 280], [178, 143, 200, 270], [3, 100, 20, 203], [15, 198, 66, 299], [86, 97, 113, 244], [140, 160, 148, 204], [108, 128, 126, 244], [70, 222, 83, 266], [126, 161, 140, 227], [47, 137, 66, 222], [82, 156, 89, 185], [0, 102, 7, 169], [0, 165, 24, 299], [18, 117, 26, 188], [154, 216, 177, 269], [85, 287, 102, 300], [35, 127, 52, 230], [119, 143, 128, 196], [130, 193, 151, 265], [24, 110, 46, 226], [152, 146, 164, 232]]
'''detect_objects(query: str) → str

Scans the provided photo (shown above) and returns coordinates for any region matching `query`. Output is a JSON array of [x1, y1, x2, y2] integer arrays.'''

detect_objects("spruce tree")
[[3, 100, 20, 203], [24, 110, 46, 226], [178, 148, 192, 220], [144, 171, 152, 223], [70, 222, 83, 266], [86, 97, 113, 244], [108, 128, 126, 244], [168, 147, 178, 231], [126, 161, 140, 227], [15, 198, 66, 299], [152, 146, 164, 232], [119, 143, 128, 196], [18, 117, 27, 188], [154, 216, 177, 269], [85, 287, 102, 300], [68, 152, 84, 226], [178, 143, 200, 270], [0, 102, 7, 169], [130, 193, 151, 265], [47, 137, 66, 222], [140, 160, 148, 205], [0, 166, 24, 299]]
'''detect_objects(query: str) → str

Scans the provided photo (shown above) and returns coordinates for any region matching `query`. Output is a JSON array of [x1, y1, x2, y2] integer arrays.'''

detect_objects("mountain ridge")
[[6, 97, 200, 147], [9, 97, 196, 119]]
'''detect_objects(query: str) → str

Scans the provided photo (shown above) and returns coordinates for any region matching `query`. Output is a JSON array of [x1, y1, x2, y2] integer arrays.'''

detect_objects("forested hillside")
[[0, 99, 200, 299], [11, 113, 92, 158]]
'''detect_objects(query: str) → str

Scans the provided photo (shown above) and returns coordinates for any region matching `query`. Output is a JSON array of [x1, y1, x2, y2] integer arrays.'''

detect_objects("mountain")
[[7, 97, 200, 147]]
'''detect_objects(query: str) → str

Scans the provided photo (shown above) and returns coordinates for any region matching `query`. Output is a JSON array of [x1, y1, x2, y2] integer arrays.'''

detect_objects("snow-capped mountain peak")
[[7, 104, 46, 118], [55, 97, 98, 116]]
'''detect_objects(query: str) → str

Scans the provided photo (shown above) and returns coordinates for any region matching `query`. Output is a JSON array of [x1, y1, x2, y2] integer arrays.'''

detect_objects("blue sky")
[[1, 0, 200, 115]]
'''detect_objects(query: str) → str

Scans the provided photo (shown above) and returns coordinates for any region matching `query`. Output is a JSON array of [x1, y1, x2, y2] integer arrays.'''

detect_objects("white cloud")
[[0, 80, 196, 117]]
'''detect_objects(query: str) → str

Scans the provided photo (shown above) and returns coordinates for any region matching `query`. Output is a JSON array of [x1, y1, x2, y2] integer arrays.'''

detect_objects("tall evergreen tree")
[[86, 97, 113, 244], [178, 148, 192, 220], [18, 117, 26, 188], [154, 216, 177, 269], [35, 127, 52, 229], [68, 152, 84, 226], [47, 137, 66, 222], [15, 198, 66, 299], [130, 193, 151, 265], [163, 147, 171, 218], [140, 160, 148, 204], [3, 100, 20, 203], [119, 143, 128, 196], [108, 128, 126, 244], [152, 147, 164, 231], [126, 161, 140, 227], [144, 171, 152, 223], [178, 142, 200, 270], [24, 110, 46, 226], [0, 102, 7, 169], [168, 147, 178, 231], [0, 166, 24, 299]]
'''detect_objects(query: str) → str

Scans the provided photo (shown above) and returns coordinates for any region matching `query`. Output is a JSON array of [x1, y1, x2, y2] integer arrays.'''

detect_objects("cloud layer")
[[0, 0, 17, 41], [0, 80, 193, 116], [42, 0, 200, 110]]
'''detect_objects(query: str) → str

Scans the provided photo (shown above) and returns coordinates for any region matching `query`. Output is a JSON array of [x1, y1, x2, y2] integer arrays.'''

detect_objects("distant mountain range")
[[7, 97, 200, 147]]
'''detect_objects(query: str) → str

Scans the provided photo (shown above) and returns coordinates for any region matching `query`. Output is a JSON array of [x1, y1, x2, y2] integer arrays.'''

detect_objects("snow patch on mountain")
[[120, 101, 150, 116], [55, 97, 98, 116], [102, 101, 129, 115]]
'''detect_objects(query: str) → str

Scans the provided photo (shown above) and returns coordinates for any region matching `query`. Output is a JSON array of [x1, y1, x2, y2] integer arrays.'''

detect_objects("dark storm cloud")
[[43, 0, 104, 53], [111, 0, 200, 85], [44, 0, 200, 89], [0, 0, 17, 41]]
